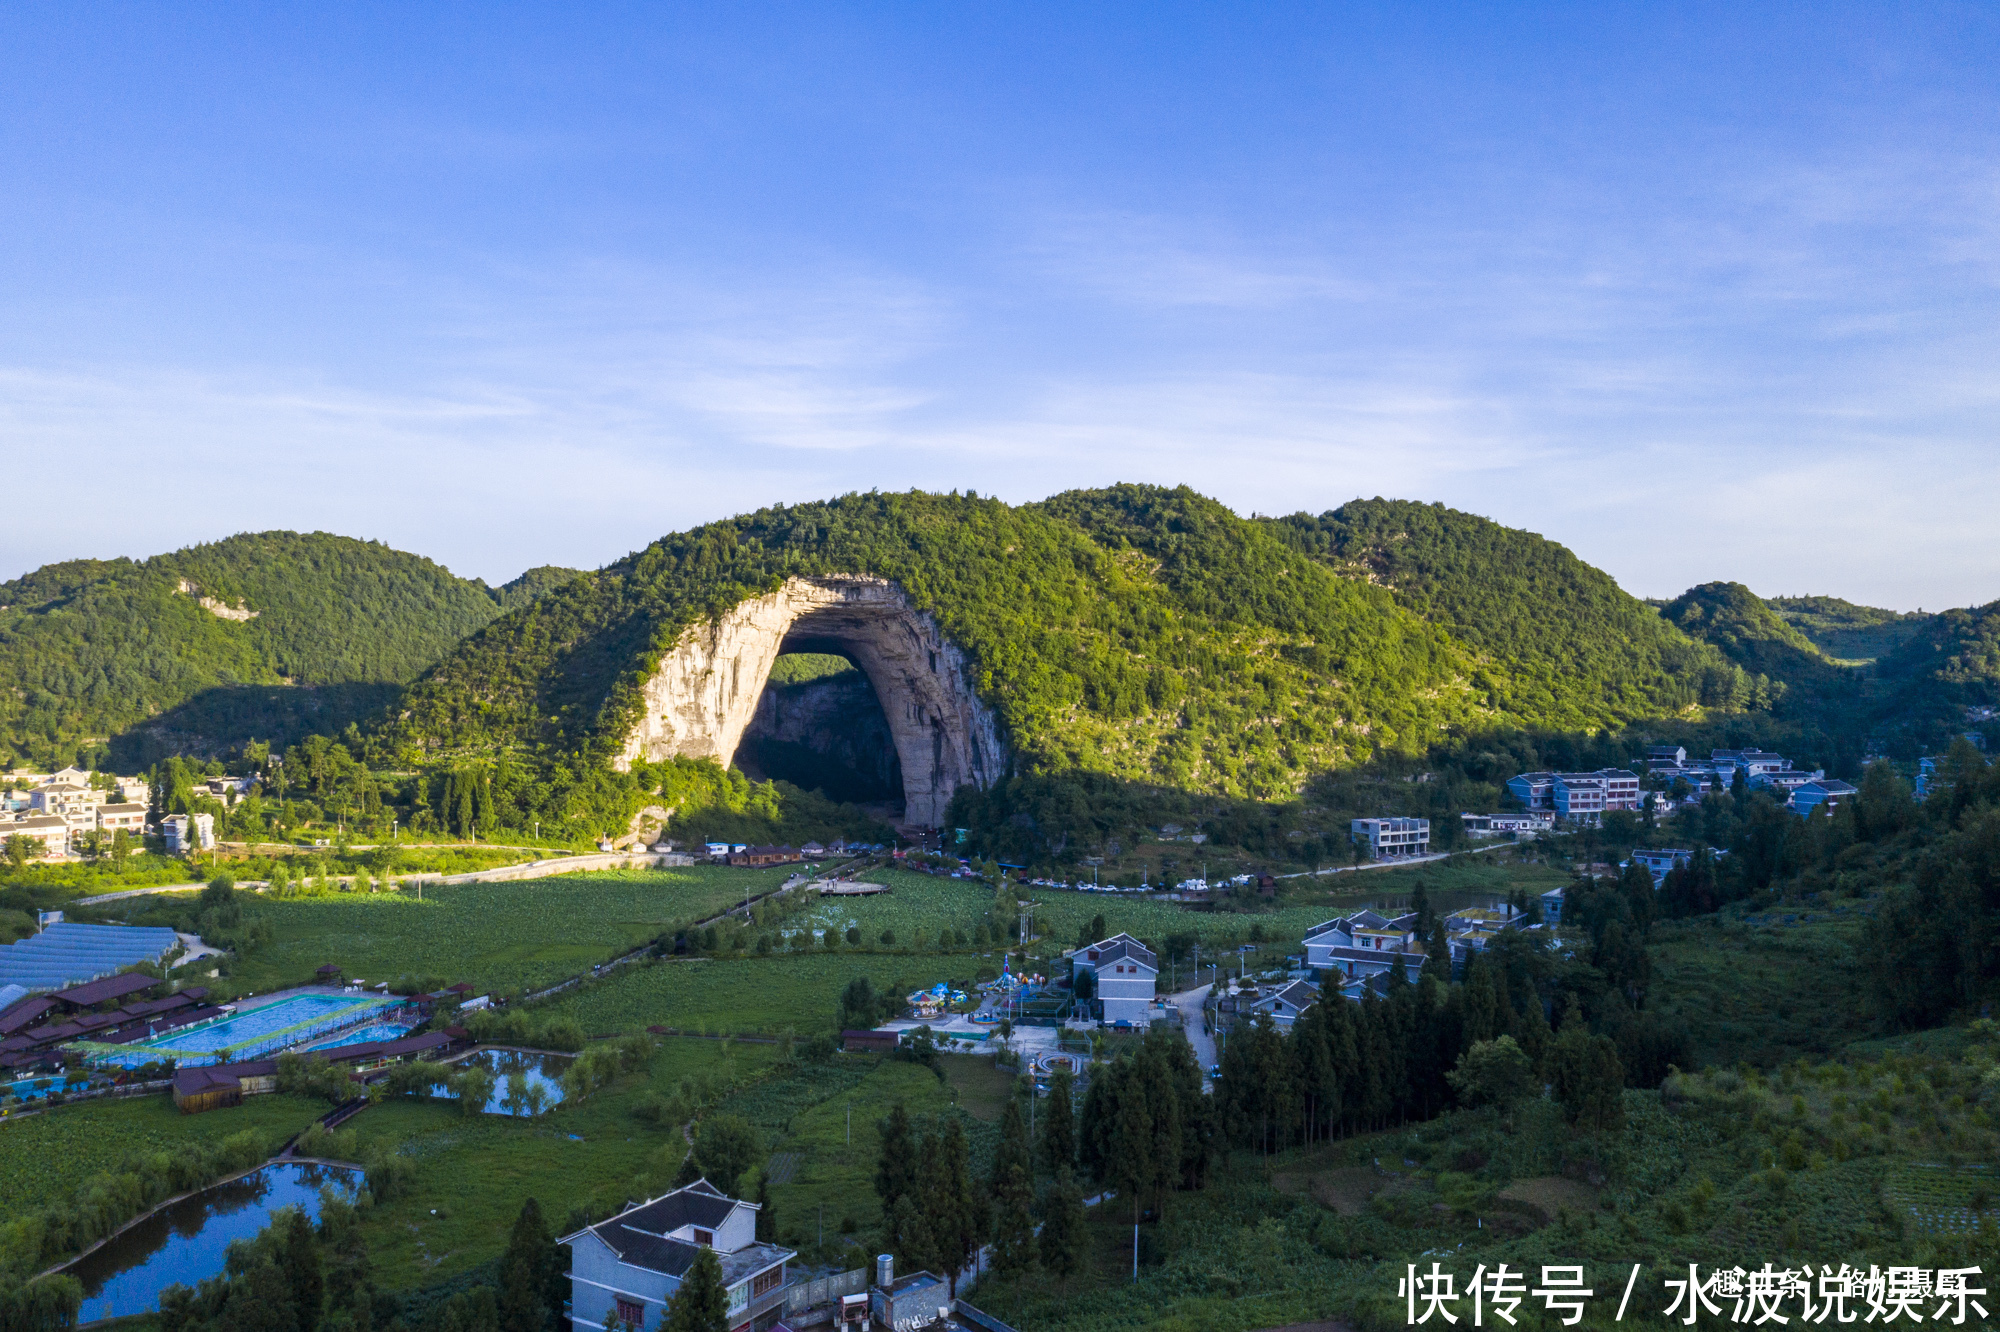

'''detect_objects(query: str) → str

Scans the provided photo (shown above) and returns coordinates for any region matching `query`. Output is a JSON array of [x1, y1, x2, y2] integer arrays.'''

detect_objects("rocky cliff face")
[[614, 575, 1004, 826]]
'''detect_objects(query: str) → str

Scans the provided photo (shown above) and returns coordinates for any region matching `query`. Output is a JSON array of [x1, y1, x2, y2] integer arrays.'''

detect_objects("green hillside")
[[1768, 594, 1932, 664], [380, 486, 1489, 801], [1656, 580, 1830, 709], [1874, 599, 2000, 722], [1260, 499, 1750, 728], [0, 533, 577, 769]]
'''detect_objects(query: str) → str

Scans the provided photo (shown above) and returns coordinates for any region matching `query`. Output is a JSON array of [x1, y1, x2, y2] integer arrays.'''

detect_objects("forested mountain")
[[1655, 581, 1831, 710], [378, 487, 1779, 805], [0, 534, 576, 768], [1768, 595, 1932, 664], [1259, 500, 1752, 728], [379, 486, 1488, 801], [1874, 599, 2000, 722]]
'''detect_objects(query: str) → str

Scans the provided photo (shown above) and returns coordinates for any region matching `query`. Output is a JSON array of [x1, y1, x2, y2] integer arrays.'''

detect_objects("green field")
[[1649, 904, 1878, 1067], [542, 953, 974, 1037], [0, 1093, 328, 1217], [206, 865, 802, 995]]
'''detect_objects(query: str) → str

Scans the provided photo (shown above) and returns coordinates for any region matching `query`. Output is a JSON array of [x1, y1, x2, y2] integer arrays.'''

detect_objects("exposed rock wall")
[[615, 576, 1004, 826]]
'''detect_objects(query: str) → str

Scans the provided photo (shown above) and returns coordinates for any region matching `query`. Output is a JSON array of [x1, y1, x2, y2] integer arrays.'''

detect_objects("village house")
[[1349, 817, 1430, 860], [1630, 847, 1696, 885], [94, 803, 147, 838], [2, 814, 70, 858], [1303, 912, 1427, 987], [1459, 812, 1553, 839], [1505, 769, 1641, 824], [1790, 778, 1858, 818], [161, 812, 215, 854], [1069, 933, 1158, 1026], [1249, 979, 1320, 1031], [560, 1179, 795, 1332], [727, 845, 801, 867]]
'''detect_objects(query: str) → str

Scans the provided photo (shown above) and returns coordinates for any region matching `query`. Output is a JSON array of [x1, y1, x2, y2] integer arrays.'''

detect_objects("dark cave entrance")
[[735, 646, 905, 813]]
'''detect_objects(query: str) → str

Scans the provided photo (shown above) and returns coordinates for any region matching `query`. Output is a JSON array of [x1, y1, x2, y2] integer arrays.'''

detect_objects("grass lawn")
[[202, 864, 800, 997], [0, 1092, 328, 1216]]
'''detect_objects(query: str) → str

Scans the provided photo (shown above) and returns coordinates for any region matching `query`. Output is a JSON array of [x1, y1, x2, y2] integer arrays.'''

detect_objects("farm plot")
[[782, 873, 997, 945], [0, 1092, 327, 1216], [542, 953, 971, 1037], [222, 865, 797, 995]]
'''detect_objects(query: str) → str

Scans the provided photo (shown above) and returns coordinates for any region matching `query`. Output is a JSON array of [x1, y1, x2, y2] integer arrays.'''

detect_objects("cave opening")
[[734, 645, 905, 814]]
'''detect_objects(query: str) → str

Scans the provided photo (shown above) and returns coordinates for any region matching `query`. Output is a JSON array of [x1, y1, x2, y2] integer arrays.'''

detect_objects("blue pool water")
[[303, 1021, 413, 1051], [97, 993, 393, 1067]]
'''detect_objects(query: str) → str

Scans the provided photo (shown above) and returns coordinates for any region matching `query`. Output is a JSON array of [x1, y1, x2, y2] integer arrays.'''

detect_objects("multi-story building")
[[1350, 817, 1430, 859], [560, 1179, 794, 1332], [2, 815, 69, 858], [1070, 933, 1158, 1026], [1506, 770, 1641, 820], [162, 813, 216, 854], [95, 803, 148, 838]]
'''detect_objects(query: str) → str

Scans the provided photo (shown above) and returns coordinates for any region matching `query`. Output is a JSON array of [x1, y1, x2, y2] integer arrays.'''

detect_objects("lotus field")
[[223, 865, 801, 994]]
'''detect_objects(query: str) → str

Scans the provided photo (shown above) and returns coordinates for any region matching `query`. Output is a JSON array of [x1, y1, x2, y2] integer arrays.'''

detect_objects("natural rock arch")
[[614, 576, 1004, 826]]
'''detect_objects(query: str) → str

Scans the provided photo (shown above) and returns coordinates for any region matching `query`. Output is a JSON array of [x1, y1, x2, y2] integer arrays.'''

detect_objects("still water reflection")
[[68, 1162, 361, 1323]]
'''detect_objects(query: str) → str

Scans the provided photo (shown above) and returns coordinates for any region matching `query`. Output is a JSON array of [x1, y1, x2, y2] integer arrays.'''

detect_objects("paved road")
[[1168, 983, 1217, 1090]]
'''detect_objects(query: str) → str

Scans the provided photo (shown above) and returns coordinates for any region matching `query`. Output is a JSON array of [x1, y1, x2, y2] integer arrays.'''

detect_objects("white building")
[[3, 815, 70, 858], [1350, 817, 1430, 860], [1071, 933, 1158, 1026], [1460, 812, 1553, 839], [162, 813, 216, 854]]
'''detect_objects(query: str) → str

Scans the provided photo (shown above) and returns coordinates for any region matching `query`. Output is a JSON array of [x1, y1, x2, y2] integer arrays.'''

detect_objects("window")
[[615, 1296, 645, 1326], [692, 1228, 713, 1247], [753, 1268, 784, 1296]]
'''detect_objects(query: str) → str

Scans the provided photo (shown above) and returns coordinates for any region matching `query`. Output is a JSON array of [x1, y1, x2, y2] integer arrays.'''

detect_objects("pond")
[[430, 1049, 571, 1116], [67, 1161, 362, 1323]]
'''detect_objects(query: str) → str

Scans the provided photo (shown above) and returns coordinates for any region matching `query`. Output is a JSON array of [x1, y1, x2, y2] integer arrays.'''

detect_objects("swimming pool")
[[303, 1022, 414, 1052], [91, 993, 395, 1068]]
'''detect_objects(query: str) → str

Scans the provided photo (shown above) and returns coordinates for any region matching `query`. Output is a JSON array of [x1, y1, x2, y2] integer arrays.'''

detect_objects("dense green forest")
[[1656, 580, 1841, 714], [1261, 499, 1759, 727], [0, 533, 577, 769], [379, 486, 1495, 799], [1767, 594, 1932, 663]]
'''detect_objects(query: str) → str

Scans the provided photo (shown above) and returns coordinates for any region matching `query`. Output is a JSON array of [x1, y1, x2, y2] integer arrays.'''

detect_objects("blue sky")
[[2, 4, 1995, 609]]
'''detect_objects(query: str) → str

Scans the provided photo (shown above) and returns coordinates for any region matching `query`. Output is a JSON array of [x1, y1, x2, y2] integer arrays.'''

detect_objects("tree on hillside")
[[693, 1114, 756, 1195], [1038, 1169, 1085, 1294], [875, 1102, 917, 1214], [1446, 1035, 1536, 1112], [499, 1196, 561, 1332], [663, 1247, 729, 1332], [922, 1118, 985, 1297], [1040, 1068, 1077, 1175], [989, 1099, 1036, 1277], [754, 1174, 775, 1243], [277, 1207, 323, 1328]]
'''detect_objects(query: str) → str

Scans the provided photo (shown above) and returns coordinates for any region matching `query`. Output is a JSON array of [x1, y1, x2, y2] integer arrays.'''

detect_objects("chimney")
[[877, 1253, 893, 1290]]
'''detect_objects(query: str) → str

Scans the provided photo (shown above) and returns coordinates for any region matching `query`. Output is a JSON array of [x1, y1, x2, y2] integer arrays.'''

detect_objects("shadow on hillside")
[[109, 682, 404, 767]]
